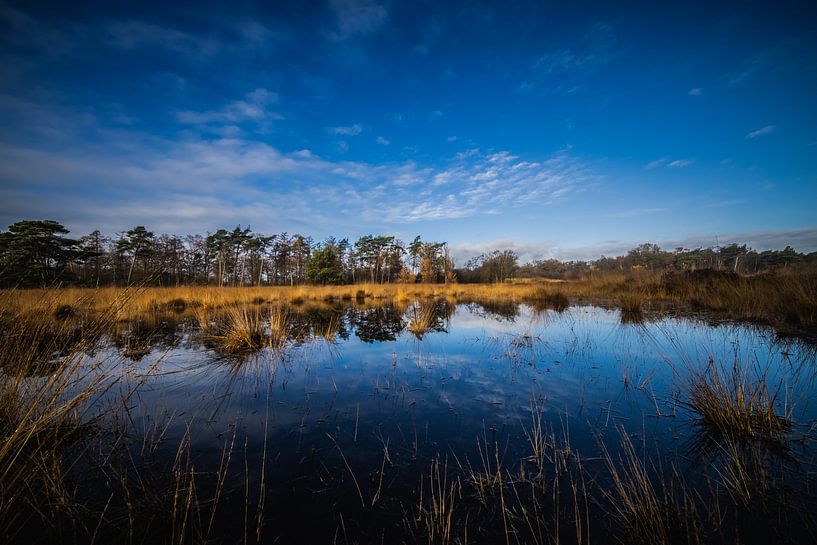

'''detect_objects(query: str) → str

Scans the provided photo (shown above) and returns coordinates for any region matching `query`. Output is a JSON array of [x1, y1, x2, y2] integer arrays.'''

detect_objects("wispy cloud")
[[519, 21, 616, 93], [0, 99, 592, 233], [450, 239, 557, 265], [0, 6, 81, 59], [375, 150, 591, 223], [452, 226, 817, 264], [745, 125, 775, 139], [3, 4, 284, 61], [645, 158, 667, 170], [534, 22, 615, 74], [106, 20, 222, 57], [327, 124, 363, 136], [703, 198, 746, 208], [175, 88, 280, 126], [329, 0, 387, 40], [688, 87, 703, 96], [645, 158, 693, 170], [728, 52, 769, 85], [376, 135, 389, 145]]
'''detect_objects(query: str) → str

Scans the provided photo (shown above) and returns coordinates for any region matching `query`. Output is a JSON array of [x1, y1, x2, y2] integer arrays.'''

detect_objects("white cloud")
[[647, 158, 698, 170], [327, 124, 363, 136], [175, 88, 281, 126], [376, 135, 389, 145], [375, 150, 590, 223], [0, 96, 620, 245], [450, 239, 556, 265], [450, 226, 817, 264], [0, 114, 592, 235], [688, 88, 703, 96], [745, 125, 775, 139]]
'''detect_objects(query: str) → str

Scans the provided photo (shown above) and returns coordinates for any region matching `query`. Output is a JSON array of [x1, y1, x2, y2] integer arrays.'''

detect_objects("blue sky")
[[0, 0, 815, 262]]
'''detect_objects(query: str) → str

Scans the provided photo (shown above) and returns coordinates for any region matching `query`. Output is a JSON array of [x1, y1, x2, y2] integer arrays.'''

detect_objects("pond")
[[19, 301, 817, 544]]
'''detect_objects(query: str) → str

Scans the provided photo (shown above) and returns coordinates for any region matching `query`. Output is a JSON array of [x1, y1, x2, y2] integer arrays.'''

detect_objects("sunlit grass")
[[683, 360, 792, 448], [0, 274, 815, 543], [3, 266, 816, 331]]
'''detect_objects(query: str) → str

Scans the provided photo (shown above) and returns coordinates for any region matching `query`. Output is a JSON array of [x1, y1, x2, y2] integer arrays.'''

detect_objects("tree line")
[[0, 220, 454, 287], [1, 220, 814, 288], [514, 242, 817, 279]]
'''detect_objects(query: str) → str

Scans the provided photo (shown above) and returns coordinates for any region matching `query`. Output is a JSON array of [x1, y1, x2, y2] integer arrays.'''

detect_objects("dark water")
[[68, 302, 817, 543]]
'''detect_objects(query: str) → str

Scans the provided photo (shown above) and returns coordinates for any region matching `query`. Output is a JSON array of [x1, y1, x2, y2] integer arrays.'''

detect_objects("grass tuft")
[[526, 288, 569, 312], [618, 292, 645, 324], [683, 360, 792, 449]]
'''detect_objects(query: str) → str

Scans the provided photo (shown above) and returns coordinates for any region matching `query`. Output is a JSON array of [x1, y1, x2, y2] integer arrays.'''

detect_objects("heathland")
[[2, 219, 817, 545]]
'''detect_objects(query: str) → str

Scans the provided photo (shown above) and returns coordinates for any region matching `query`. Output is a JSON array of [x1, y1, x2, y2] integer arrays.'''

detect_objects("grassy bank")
[[0, 283, 815, 544], [3, 267, 815, 333]]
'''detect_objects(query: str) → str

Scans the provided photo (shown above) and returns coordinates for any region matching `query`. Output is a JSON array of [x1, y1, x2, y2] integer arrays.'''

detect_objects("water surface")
[[71, 302, 817, 543]]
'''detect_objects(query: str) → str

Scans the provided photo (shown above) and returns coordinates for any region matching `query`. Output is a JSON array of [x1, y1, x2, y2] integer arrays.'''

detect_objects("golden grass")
[[198, 304, 291, 354], [2, 266, 815, 332], [660, 268, 817, 327], [602, 429, 706, 545], [0, 299, 112, 538], [0, 291, 260, 542], [618, 291, 646, 324], [416, 457, 462, 545], [209, 305, 266, 352], [683, 360, 792, 448], [407, 301, 438, 338], [525, 287, 570, 312], [0, 278, 613, 316], [1, 272, 815, 543]]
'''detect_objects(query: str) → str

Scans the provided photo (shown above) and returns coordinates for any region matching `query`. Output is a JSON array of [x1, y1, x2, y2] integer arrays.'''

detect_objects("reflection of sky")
[[74, 303, 817, 538]]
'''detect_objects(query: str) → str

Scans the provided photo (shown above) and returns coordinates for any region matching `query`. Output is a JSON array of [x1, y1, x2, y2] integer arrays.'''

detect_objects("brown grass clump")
[[0, 296, 113, 539], [660, 268, 817, 327], [267, 306, 290, 347], [407, 302, 437, 338], [201, 304, 292, 354], [682, 360, 791, 449], [618, 291, 644, 313], [204, 305, 266, 353], [618, 292, 646, 324], [526, 287, 570, 312]]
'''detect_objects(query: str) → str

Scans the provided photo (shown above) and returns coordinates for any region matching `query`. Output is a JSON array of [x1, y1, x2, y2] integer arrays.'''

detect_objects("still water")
[[77, 302, 817, 543]]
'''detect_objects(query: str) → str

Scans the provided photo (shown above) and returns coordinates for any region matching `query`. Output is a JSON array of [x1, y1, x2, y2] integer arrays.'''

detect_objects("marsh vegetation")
[[2, 219, 817, 544], [1, 281, 816, 544]]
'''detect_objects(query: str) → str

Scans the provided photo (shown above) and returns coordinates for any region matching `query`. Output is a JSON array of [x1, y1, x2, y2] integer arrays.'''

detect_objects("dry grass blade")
[[601, 428, 705, 545], [407, 302, 438, 338], [526, 288, 570, 312], [417, 457, 461, 545], [682, 360, 792, 449]]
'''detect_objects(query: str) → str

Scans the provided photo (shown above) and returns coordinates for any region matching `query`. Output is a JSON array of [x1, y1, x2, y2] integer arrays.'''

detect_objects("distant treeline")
[[1, 220, 815, 288], [513, 242, 817, 280]]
